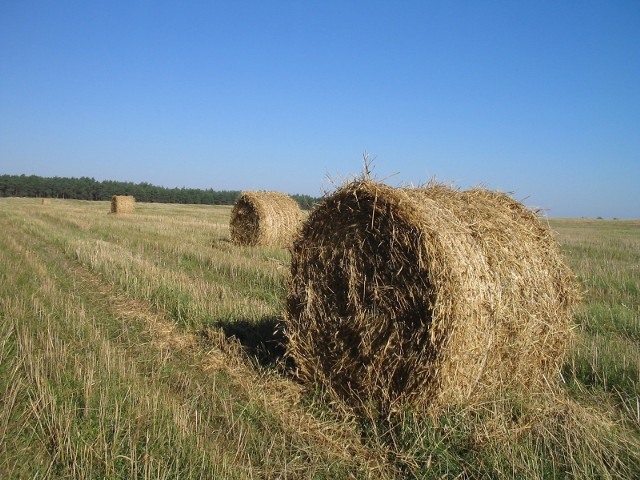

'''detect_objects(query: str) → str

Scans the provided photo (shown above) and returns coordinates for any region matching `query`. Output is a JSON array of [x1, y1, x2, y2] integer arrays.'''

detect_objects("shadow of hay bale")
[[285, 179, 580, 415], [216, 316, 288, 367]]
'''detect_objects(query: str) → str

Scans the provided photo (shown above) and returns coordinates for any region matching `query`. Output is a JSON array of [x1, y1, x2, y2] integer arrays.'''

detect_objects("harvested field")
[[0, 197, 637, 479]]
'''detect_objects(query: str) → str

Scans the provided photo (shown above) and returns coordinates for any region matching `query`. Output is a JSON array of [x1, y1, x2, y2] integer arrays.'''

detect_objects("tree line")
[[0, 174, 319, 209]]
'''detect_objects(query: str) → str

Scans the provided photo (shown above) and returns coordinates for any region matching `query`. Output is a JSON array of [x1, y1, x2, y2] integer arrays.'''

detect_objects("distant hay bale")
[[41, 198, 51, 205], [285, 180, 580, 413], [230, 191, 302, 247], [110, 195, 136, 214]]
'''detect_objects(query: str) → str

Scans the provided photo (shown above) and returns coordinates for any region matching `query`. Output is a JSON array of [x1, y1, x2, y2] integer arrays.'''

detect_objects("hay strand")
[[285, 180, 580, 413], [230, 191, 302, 247]]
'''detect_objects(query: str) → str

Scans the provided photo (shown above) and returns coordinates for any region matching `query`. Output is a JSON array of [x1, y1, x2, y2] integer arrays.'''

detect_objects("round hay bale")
[[111, 195, 136, 214], [230, 191, 302, 247], [285, 180, 579, 413]]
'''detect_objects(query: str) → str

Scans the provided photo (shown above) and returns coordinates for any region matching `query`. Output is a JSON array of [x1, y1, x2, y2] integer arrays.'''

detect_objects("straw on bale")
[[41, 198, 51, 205], [110, 195, 136, 214], [285, 180, 580, 413], [230, 191, 302, 247]]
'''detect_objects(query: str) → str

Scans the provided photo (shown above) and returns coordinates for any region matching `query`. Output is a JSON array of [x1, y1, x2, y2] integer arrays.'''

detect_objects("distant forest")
[[0, 174, 319, 209]]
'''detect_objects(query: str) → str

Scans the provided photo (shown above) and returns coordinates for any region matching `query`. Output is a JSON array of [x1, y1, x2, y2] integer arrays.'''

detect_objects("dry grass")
[[286, 179, 580, 414], [230, 191, 302, 247]]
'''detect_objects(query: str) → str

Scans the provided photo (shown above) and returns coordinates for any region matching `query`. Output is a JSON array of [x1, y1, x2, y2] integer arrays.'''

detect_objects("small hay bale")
[[110, 195, 136, 214], [41, 198, 51, 205], [230, 191, 302, 247], [285, 180, 580, 413]]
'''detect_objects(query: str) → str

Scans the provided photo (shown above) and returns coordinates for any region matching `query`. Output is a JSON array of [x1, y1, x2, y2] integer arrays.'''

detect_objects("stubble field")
[[0, 198, 638, 478]]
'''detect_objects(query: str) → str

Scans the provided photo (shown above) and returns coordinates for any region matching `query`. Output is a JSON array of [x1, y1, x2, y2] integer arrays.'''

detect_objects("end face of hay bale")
[[285, 180, 579, 413], [111, 195, 136, 214], [229, 191, 302, 247]]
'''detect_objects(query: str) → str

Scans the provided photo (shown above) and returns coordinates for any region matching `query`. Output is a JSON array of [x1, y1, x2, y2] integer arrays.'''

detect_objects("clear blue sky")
[[1, 1, 638, 218]]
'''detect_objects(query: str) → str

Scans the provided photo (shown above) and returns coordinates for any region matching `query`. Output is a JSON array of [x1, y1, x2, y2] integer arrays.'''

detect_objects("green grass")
[[551, 218, 640, 432], [1, 199, 638, 478]]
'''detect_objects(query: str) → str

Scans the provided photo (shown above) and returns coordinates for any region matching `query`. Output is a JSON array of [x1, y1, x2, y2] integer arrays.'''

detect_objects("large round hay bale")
[[285, 180, 579, 413], [111, 195, 136, 214], [230, 191, 302, 247]]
